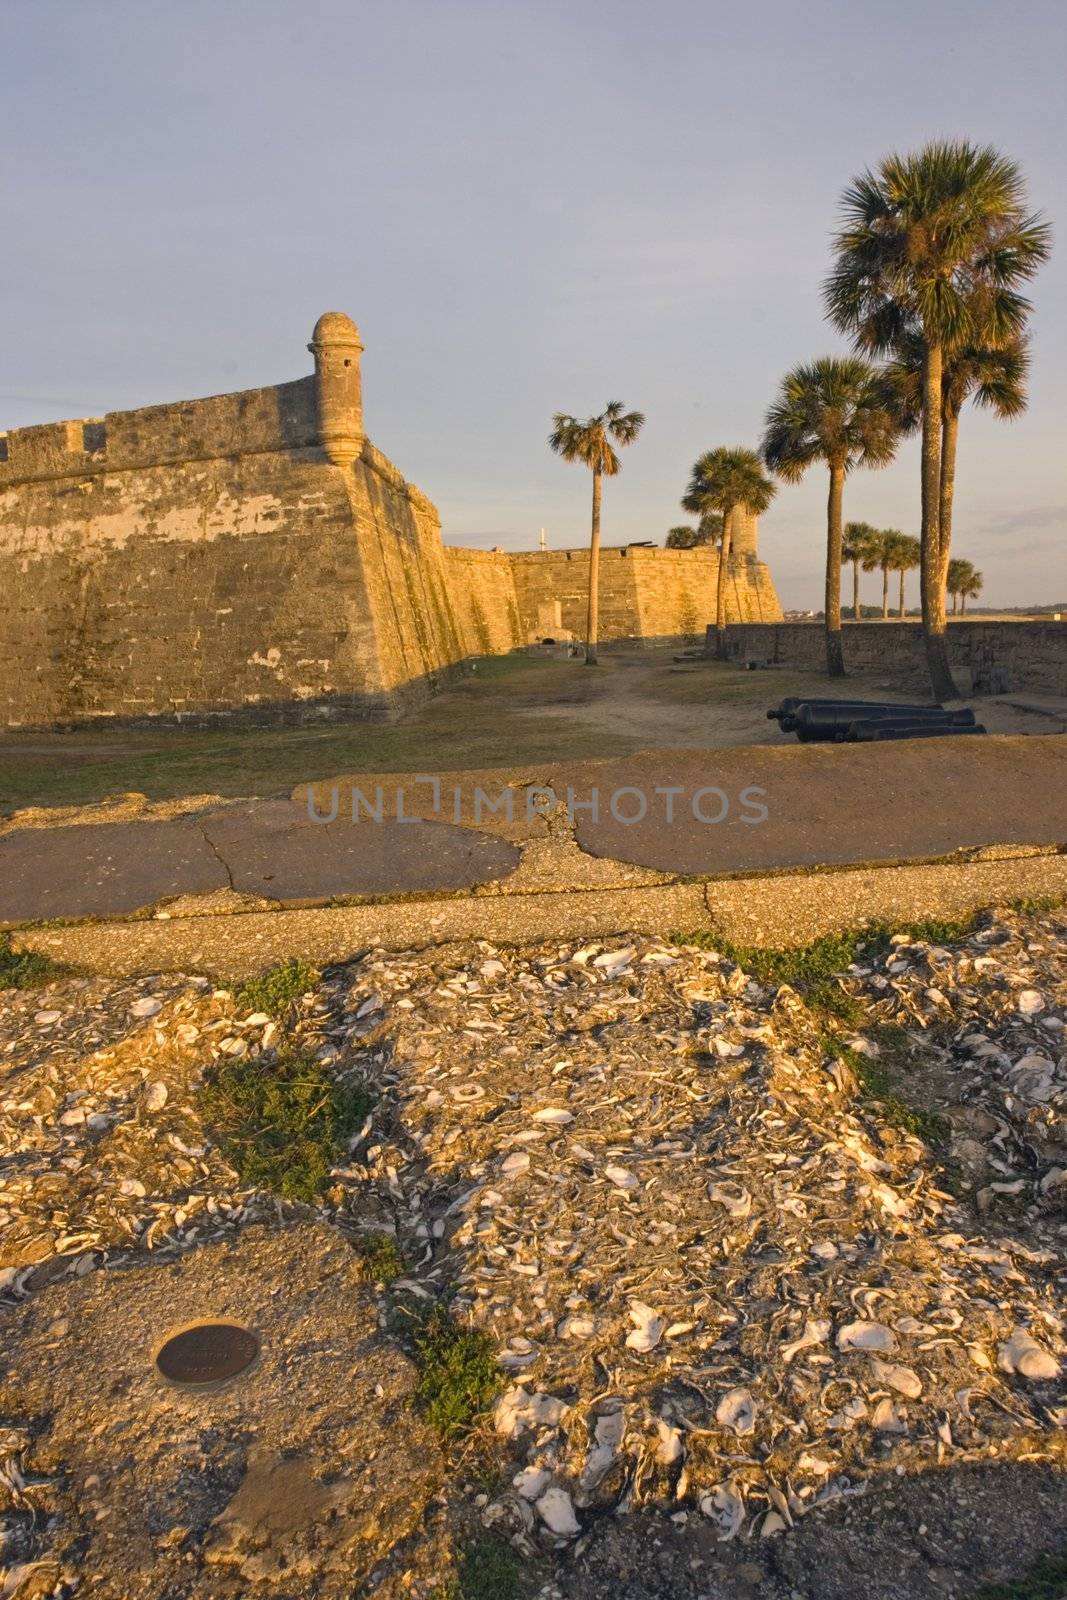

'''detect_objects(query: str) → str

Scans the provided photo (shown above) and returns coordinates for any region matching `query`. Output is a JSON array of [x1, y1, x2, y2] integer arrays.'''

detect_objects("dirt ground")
[[2, 650, 1063, 816]]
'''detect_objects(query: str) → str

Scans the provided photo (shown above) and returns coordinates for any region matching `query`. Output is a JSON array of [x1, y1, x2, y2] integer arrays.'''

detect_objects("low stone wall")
[[719, 620, 1067, 696]]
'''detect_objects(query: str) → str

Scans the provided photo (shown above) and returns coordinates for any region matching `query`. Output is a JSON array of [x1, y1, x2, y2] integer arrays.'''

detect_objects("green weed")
[[200, 1049, 369, 1203], [430, 1537, 526, 1600], [0, 933, 69, 990], [971, 1553, 1067, 1599], [354, 1233, 405, 1285], [411, 1305, 502, 1440], [234, 959, 319, 1018], [822, 1033, 950, 1147], [674, 915, 980, 1025]]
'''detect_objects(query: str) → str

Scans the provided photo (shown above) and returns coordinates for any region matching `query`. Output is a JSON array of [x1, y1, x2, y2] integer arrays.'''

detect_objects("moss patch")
[[354, 1233, 405, 1285], [971, 1554, 1067, 1599], [822, 1033, 951, 1146], [200, 1050, 369, 1203], [0, 933, 69, 990], [410, 1305, 502, 1440], [675, 915, 981, 1026], [234, 959, 319, 1018]]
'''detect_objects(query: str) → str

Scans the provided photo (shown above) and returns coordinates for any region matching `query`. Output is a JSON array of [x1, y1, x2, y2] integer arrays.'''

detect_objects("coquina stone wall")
[[721, 620, 1067, 697], [0, 312, 782, 729], [507, 546, 781, 648]]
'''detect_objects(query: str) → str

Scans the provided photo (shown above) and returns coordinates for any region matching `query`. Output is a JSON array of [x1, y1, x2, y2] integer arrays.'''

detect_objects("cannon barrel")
[[846, 718, 987, 743], [795, 703, 974, 740], [768, 696, 943, 730]]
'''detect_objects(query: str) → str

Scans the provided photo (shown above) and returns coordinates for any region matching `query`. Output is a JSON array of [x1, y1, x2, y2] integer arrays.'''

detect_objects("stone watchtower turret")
[[308, 311, 364, 467]]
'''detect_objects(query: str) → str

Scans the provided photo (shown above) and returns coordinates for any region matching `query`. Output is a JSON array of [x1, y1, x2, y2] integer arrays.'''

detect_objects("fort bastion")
[[0, 314, 781, 727]]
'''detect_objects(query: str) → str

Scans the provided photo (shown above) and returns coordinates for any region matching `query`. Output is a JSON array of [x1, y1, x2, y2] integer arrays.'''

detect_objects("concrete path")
[[1, 733, 1064, 926], [0, 802, 519, 922], [571, 734, 1067, 873], [16, 851, 1067, 978]]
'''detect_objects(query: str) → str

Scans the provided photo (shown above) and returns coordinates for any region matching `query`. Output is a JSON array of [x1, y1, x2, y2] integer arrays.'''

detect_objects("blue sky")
[[2, 0, 1064, 607]]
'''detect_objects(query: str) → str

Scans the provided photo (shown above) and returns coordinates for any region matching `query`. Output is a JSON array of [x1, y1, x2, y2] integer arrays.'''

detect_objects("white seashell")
[[493, 1386, 568, 1438], [120, 1178, 147, 1198], [707, 1181, 752, 1218], [559, 1315, 596, 1340], [34, 1010, 62, 1025], [998, 1329, 1061, 1382], [871, 1397, 908, 1432], [580, 1410, 626, 1489], [826, 1398, 868, 1431], [141, 1081, 168, 1112], [781, 1317, 831, 1364], [501, 1152, 531, 1176], [869, 1182, 909, 1216], [480, 959, 506, 977], [535, 1486, 581, 1537], [242, 1012, 272, 1027], [699, 1481, 745, 1541], [837, 1320, 895, 1353], [869, 1358, 922, 1398], [499, 1348, 539, 1370], [655, 1419, 684, 1465], [715, 1386, 757, 1436], [761, 1510, 788, 1537], [593, 947, 635, 973], [625, 1300, 666, 1352], [712, 1035, 745, 1057], [130, 997, 162, 1019], [532, 1107, 573, 1124], [513, 1466, 551, 1501], [605, 1164, 639, 1190], [811, 1240, 839, 1261], [1017, 989, 1045, 1016], [449, 1083, 485, 1102]]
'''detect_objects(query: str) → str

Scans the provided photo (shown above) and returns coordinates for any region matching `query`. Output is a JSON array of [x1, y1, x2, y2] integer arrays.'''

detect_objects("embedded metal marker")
[[155, 1321, 260, 1389]]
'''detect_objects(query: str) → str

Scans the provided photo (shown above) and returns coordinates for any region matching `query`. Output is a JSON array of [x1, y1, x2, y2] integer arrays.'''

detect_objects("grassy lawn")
[[0, 650, 918, 815], [0, 656, 615, 813]]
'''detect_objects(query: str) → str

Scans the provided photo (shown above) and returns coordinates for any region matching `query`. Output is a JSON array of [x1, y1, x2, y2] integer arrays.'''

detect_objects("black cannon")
[[767, 696, 941, 733], [846, 717, 987, 742], [766, 696, 985, 744], [794, 702, 976, 741]]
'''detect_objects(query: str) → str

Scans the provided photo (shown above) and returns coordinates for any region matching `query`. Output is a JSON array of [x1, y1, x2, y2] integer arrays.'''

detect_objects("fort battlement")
[[0, 313, 780, 728]]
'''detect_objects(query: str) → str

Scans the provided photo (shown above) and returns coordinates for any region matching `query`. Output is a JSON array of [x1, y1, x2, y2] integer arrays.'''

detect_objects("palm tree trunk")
[[824, 463, 845, 676], [898, 569, 905, 618], [852, 559, 860, 621], [585, 465, 601, 665], [881, 564, 889, 620], [921, 341, 955, 699], [960, 593, 966, 616], [938, 408, 959, 599], [714, 510, 733, 660]]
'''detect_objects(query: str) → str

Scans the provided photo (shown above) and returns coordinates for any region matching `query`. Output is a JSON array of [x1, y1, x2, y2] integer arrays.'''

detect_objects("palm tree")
[[666, 512, 723, 549], [825, 140, 1050, 698], [886, 330, 1029, 594], [947, 557, 984, 614], [862, 529, 897, 619], [681, 448, 776, 659], [888, 532, 921, 617], [762, 358, 898, 675], [843, 521, 879, 619], [549, 401, 645, 664], [959, 565, 984, 614]]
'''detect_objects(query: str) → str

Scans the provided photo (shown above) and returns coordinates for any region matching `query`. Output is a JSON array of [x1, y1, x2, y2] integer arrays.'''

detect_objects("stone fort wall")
[[722, 620, 1067, 697], [0, 314, 781, 728]]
